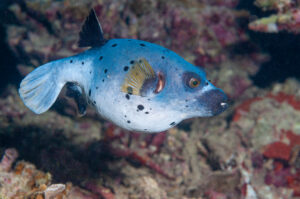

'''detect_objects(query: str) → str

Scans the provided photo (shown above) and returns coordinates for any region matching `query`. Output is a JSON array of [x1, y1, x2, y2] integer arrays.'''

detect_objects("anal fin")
[[66, 83, 87, 116]]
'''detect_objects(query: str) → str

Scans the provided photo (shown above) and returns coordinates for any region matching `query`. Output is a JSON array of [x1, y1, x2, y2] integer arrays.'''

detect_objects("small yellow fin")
[[121, 58, 156, 95]]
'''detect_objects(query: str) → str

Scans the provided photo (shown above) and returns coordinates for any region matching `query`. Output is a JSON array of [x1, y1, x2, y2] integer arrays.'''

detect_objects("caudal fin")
[[19, 62, 64, 114]]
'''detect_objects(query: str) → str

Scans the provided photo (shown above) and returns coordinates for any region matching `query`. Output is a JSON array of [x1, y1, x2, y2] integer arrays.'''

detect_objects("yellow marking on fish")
[[121, 58, 156, 95]]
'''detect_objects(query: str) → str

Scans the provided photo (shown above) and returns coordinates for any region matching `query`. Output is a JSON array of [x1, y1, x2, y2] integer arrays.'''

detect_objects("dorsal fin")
[[78, 9, 106, 48]]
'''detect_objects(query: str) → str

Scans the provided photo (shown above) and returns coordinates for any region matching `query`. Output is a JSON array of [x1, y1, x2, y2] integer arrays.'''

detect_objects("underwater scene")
[[0, 0, 300, 198]]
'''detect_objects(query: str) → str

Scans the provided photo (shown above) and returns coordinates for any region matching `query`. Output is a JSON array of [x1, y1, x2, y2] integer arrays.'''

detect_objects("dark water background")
[[238, 1, 300, 87]]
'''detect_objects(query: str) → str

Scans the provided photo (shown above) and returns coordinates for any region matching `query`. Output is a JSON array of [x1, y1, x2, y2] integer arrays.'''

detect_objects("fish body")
[[19, 10, 228, 133]]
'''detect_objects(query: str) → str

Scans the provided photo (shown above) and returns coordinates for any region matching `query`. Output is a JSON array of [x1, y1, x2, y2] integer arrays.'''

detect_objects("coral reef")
[[2, 79, 300, 198], [0, 147, 67, 198], [0, 147, 110, 198], [0, 0, 299, 198], [249, 0, 300, 33]]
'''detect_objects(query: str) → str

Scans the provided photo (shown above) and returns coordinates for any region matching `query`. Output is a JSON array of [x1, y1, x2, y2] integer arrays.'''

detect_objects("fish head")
[[152, 60, 228, 120], [119, 44, 228, 131]]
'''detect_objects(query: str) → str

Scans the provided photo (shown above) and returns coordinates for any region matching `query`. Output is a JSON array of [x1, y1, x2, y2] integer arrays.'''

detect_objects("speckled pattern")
[[19, 18, 228, 132]]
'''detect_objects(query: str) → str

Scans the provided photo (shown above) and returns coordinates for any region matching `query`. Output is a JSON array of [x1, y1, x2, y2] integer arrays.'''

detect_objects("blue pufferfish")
[[19, 9, 228, 133]]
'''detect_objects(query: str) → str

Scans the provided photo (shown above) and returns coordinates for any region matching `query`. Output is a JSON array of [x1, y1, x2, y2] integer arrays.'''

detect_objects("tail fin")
[[19, 62, 64, 114]]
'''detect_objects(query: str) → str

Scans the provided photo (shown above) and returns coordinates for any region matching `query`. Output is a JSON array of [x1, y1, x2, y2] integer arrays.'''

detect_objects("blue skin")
[[19, 38, 228, 133]]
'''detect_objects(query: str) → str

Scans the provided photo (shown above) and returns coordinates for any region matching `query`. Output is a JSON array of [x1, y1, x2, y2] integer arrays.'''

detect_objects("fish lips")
[[198, 89, 229, 116]]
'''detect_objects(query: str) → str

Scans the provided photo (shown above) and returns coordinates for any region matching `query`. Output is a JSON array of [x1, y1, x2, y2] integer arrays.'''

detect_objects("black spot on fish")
[[137, 105, 144, 110], [161, 56, 165, 59], [89, 71, 91, 74], [205, 81, 209, 86], [70, 60, 73, 63], [124, 66, 129, 71], [82, 62, 84, 65], [102, 79, 105, 82], [185, 99, 188, 102], [88, 89, 91, 96], [112, 44, 117, 47], [147, 98, 151, 101], [130, 60, 135, 64], [127, 87, 133, 94], [170, 122, 176, 126], [145, 112, 149, 114], [185, 105, 189, 108], [99, 56, 103, 60], [96, 87, 98, 89], [104, 69, 108, 73], [125, 115, 127, 118], [127, 120, 131, 123], [93, 101, 96, 104], [126, 94, 130, 100], [140, 43, 146, 47]]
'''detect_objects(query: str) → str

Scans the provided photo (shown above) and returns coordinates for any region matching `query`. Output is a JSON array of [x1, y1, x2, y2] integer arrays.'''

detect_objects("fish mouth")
[[198, 89, 229, 116]]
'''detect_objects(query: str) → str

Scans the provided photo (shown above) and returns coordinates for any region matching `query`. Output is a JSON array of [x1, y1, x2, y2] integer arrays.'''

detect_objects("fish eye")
[[183, 72, 202, 89], [188, 77, 200, 88]]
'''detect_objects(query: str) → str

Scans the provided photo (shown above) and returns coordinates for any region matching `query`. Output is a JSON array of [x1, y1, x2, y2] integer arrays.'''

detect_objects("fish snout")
[[199, 89, 229, 116]]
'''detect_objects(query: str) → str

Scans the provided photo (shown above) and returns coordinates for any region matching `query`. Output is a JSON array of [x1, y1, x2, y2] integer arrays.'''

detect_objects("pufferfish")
[[19, 9, 228, 133]]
